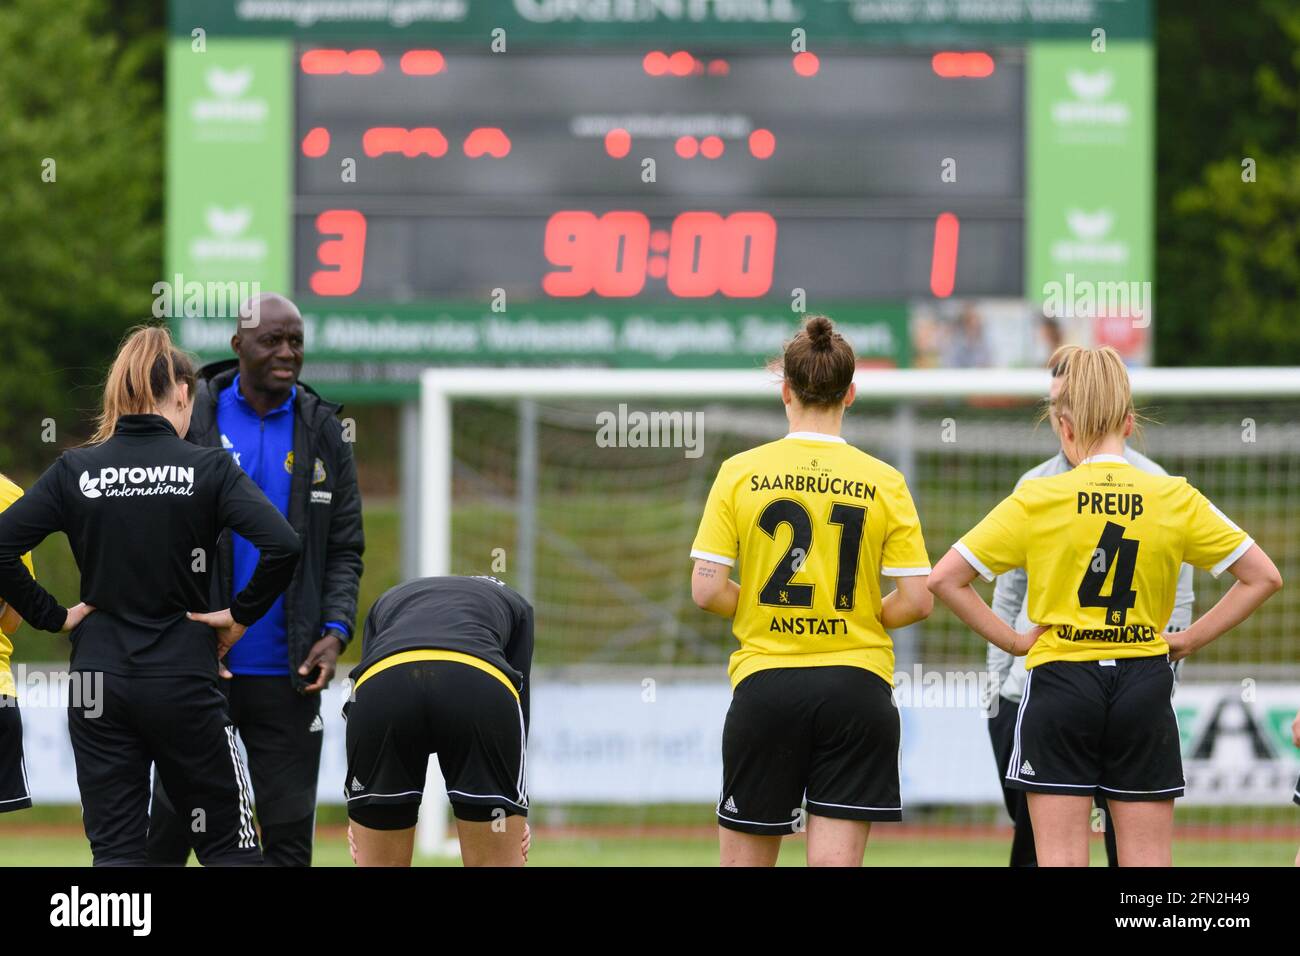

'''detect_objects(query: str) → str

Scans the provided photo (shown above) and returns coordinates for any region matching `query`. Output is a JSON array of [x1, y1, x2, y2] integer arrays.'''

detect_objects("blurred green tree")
[[0, 0, 162, 475], [1156, 0, 1300, 364]]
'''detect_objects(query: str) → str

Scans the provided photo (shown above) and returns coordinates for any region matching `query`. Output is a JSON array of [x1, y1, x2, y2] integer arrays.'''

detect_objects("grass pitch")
[[0, 823, 1292, 867]]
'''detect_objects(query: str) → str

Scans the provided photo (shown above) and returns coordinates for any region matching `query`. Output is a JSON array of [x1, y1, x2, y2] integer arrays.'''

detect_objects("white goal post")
[[419, 365, 1300, 580], [413, 365, 1300, 854]]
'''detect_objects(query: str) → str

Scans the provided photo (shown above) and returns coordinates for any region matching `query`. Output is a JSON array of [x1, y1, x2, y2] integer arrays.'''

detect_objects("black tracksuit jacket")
[[353, 576, 535, 729], [0, 414, 300, 678], [191, 361, 364, 690]]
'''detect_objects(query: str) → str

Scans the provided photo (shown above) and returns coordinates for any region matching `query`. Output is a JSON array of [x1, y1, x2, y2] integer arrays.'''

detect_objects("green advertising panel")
[[170, 0, 1150, 42], [180, 301, 909, 400], [1027, 41, 1153, 362], [166, 37, 292, 295]]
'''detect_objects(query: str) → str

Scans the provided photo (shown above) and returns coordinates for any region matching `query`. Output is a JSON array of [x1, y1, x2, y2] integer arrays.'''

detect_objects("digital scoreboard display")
[[167, 0, 1152, 390], [294, 49, 1024, 303]]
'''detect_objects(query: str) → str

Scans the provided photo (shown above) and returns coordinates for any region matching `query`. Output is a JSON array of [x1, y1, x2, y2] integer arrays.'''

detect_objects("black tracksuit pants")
[[147, 675, 322, 867], [70, 672, 261, 866]]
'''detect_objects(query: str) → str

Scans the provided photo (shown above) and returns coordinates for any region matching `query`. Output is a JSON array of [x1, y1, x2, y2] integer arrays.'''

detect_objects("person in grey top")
[[984, 371, 1194, 867]]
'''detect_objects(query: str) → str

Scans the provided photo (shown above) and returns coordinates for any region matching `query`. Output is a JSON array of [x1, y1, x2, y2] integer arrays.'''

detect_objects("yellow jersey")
[[0, 476, 34, 698], [691, 432, 931, 689], [957, 454, 1252, 669]]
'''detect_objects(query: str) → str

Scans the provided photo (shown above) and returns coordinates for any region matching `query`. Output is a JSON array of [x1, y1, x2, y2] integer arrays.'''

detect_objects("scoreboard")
[[167, 0, 1153, 399], [295, 49, 1024, 302]]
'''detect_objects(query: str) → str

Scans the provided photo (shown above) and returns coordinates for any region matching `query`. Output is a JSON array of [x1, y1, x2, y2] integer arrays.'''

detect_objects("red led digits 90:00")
[[542, 210, 776, 298]]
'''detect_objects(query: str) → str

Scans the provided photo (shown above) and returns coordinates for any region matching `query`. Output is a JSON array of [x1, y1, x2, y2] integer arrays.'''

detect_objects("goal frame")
[[419, 364, 1300, 579], [413, 364, 1300, 855]]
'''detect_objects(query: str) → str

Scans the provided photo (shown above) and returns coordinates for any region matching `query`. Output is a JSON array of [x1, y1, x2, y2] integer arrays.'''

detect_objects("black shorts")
[[0, 697, 31, 813], [344, 658, 528, 830], [1005, 656, 1183, 801], [717, 666, 901, 835]]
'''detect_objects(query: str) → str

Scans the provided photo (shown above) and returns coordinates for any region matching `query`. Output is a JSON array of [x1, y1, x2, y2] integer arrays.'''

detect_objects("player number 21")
[[756, 499, 866, 611]]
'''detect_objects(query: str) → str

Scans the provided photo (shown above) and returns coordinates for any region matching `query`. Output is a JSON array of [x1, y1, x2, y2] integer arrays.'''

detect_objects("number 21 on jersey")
[[756, 498, 866, 611]]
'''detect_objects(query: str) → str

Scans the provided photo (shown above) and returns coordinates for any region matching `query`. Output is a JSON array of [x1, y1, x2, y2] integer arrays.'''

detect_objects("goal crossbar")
[[419, 364, 1300, 577], [420, 366, 1300, 403]]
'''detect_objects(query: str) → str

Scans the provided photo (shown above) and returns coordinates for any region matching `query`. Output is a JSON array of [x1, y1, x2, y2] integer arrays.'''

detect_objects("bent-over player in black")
[[345, 575, 533, 866]]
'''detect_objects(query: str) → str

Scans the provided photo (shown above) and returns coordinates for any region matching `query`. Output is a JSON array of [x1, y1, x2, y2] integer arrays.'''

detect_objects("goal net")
[[418, 366, 1300, 863]]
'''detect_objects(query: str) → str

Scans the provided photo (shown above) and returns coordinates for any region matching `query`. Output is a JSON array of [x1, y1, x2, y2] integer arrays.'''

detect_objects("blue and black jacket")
[[191, 360, 364, 692]]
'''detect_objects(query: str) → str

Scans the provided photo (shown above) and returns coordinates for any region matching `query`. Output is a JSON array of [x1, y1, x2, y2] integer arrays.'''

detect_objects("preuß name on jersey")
[[751, 473, 876, 502], [1077, 491, 1143, 518]]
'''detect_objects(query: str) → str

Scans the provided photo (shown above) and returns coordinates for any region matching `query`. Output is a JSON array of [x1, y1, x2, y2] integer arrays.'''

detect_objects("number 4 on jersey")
[[1077, 521, 1139, 626]]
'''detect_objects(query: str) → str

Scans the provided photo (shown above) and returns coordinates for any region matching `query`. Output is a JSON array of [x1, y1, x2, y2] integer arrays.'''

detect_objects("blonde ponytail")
[[1046, 345, 1136, 459], [90, 325, 197, 444]]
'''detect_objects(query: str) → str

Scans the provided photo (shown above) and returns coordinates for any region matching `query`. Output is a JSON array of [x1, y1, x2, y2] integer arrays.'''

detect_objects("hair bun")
[[805, 315, 835, 352]]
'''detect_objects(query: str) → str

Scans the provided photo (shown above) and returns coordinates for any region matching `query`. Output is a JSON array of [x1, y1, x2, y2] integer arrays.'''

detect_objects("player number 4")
[[1077, 521, 1139, 626]]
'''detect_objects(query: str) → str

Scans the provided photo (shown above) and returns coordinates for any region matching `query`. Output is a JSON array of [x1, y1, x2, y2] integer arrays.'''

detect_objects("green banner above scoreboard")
[[171, 0, 1150, 42], [178, 301, 910, 400]]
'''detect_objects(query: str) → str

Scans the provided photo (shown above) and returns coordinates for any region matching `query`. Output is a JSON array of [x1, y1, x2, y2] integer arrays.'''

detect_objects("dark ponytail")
[[776, 315, 856, 407]]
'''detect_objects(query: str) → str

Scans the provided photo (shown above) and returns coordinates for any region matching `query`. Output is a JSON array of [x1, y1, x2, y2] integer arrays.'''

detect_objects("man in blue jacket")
[[147, 293, 364, 866]]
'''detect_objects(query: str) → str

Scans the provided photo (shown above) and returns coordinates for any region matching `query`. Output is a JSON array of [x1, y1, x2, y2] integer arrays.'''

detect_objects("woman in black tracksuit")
[[0, 326, 300, 866]]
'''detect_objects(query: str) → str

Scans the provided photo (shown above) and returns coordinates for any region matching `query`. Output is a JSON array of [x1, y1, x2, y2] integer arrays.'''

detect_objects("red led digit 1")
[[310, 210, 367, 296], [666, 212, 724, 297], [719, 212, 776, 297], [542, 211, 600, 296], [930, 212, 959, 298], [593, 211, 650, 297]]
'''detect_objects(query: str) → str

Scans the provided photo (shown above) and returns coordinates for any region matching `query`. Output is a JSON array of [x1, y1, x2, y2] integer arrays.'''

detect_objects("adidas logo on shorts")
[[723, 795, 739, 814], [308, 715, 323, 732], [1020, 760, 1036, 777], [350, 776, 364, 792]]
